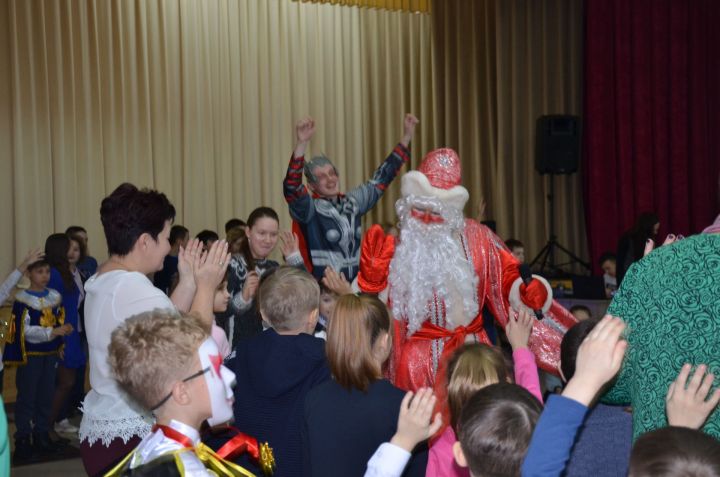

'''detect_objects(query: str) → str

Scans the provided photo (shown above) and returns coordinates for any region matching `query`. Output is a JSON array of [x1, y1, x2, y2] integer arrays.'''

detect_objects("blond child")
[[106, 310, 271, 476]]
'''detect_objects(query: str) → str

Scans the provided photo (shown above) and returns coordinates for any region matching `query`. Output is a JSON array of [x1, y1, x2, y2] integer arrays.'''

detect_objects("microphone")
[[519, 264, 544, 321]]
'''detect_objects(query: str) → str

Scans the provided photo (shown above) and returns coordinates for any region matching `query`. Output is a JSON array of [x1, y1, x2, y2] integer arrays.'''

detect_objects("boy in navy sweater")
[[221, 266, 330, 477]]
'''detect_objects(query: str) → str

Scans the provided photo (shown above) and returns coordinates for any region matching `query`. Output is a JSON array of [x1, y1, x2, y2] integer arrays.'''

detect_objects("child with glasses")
[[105, 310, 274, 476]]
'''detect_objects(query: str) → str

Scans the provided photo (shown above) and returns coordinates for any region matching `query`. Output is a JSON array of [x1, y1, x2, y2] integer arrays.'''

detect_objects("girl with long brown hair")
[[303, 294, 428, 476]]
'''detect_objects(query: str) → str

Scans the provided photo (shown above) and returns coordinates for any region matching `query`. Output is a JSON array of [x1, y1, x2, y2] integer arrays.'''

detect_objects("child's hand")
[[321, 267, 353, 296], [506, 307, 534, 351], [242, 271, 260, 301], [194, 240, 230, 293], [390, 388, 442, 452], [562, 315, 627, 406], [18, 248, 45, 273], [666, 364, 720, 429], [52, 324, 73, 337]]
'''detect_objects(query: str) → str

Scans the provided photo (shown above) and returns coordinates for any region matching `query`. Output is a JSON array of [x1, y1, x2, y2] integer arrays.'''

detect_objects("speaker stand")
[[529, 174, 591, 275]]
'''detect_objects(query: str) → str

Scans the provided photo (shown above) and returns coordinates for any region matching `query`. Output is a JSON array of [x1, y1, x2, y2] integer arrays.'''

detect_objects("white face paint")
[[198, 338, 236, 426]]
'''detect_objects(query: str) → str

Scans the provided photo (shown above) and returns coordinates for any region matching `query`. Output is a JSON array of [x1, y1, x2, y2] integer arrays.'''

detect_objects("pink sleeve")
[[426, 444, 442, 477], [426, 427, 469, 477], [512, 347, 544, 404], [211, 321, 231, 358]]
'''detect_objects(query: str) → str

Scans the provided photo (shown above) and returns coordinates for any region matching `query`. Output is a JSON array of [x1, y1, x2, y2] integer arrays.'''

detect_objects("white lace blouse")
[[79, 270, 174, 446]]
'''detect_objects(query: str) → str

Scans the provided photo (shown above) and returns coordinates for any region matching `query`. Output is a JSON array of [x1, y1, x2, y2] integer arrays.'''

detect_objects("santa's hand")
[[358, 225, 396, 294], [519, 279, 549, 312], [500, 248, 551, 317]]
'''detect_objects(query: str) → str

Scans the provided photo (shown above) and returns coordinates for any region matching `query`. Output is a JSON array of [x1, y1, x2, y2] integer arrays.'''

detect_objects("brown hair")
[[108, 309, 207, 410], [257, 266, 319, 332], [326, 294, 391, 392], [457, 383, 542, 477], [447, 344, 509, 431], [68, 233, 88, 265], [226, 226, 246, 249], [629, 427, 720, 477]]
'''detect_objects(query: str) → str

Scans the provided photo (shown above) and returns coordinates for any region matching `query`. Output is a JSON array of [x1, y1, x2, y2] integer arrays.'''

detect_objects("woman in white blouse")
[[78, 183, 228, 477]]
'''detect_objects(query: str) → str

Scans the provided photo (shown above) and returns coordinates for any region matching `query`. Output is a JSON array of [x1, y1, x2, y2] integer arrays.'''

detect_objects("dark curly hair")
[[100, 183, 176, 256]]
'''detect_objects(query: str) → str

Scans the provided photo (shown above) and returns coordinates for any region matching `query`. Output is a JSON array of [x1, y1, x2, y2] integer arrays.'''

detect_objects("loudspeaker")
[[535, 115, 581, 175]]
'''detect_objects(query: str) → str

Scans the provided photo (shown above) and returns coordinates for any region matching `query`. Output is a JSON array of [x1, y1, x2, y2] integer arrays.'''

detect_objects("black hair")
[[505, 238, 524, 250], [196, 230, 219, 247], [225, 218, 246, 233], [560, 319, 599, 381], [45, 233, 75, 290], [65, 225, 87, 236], [27, 259, 50, 273], [598, 251, 617, 266], [100, 183, 176, 256]]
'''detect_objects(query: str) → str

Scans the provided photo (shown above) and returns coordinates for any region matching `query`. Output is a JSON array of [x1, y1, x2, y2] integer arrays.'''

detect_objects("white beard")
[[388, 196, 479, 335]]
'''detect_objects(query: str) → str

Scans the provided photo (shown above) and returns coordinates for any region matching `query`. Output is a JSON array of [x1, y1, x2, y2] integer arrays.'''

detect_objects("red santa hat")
[[401, 148, 469, 211]]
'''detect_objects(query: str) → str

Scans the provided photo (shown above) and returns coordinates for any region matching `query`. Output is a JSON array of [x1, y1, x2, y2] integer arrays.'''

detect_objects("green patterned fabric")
[[603, 234, 720, 440]]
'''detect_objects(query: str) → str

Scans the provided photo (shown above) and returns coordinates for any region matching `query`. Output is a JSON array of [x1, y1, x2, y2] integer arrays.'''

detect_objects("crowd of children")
[[1, 181, 719, 477]]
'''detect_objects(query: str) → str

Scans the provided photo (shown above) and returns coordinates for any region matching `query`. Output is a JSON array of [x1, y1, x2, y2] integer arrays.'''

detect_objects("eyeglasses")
[[150, 367, 210, 411]]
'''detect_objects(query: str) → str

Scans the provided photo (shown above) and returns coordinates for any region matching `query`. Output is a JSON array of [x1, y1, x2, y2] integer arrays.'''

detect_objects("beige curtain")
[[296, 0, 430, 13], [0, 0, 585, 275], [0, 0, 434, 272], [433, 0, 587, 269]]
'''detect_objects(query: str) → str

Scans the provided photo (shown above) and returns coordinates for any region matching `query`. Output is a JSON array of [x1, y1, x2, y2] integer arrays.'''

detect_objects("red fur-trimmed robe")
[[386, 219, 577, 393]]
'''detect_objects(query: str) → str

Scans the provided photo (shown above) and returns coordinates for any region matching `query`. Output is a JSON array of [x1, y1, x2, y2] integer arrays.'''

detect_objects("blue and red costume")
[[283, 144, 410, 282]]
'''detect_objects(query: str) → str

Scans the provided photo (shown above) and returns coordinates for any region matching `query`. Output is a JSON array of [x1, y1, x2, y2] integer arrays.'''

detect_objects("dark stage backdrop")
[[584, 0, 720, 271]]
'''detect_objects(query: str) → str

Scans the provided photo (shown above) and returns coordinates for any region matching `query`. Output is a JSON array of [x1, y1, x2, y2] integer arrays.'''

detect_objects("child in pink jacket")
[[426, 309, 544, 477]]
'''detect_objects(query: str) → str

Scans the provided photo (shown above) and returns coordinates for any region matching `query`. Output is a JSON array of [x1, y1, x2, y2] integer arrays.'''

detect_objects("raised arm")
[[189, 240, 231, 333], [284, 117, 317, 224], [1, 249, 44, 304], [348, 114, 418, 216], [399, 114, 419, 149]]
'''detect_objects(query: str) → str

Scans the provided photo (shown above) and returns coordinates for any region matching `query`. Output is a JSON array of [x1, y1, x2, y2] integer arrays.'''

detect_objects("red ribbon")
[[215, 426, 261, 462], [409, 318, 486, 358], [152, 425, 194, 449]]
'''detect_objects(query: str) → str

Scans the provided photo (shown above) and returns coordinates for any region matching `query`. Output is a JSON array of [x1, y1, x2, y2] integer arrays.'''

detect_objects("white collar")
[[166, 419, 201, 446]]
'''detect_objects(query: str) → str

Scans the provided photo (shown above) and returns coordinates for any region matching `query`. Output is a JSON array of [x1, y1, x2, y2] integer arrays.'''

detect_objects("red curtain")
[[584, 0, 720, 271]]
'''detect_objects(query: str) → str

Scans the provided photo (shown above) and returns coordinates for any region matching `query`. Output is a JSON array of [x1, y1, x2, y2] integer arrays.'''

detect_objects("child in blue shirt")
[[3, 260, 73, 462]]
